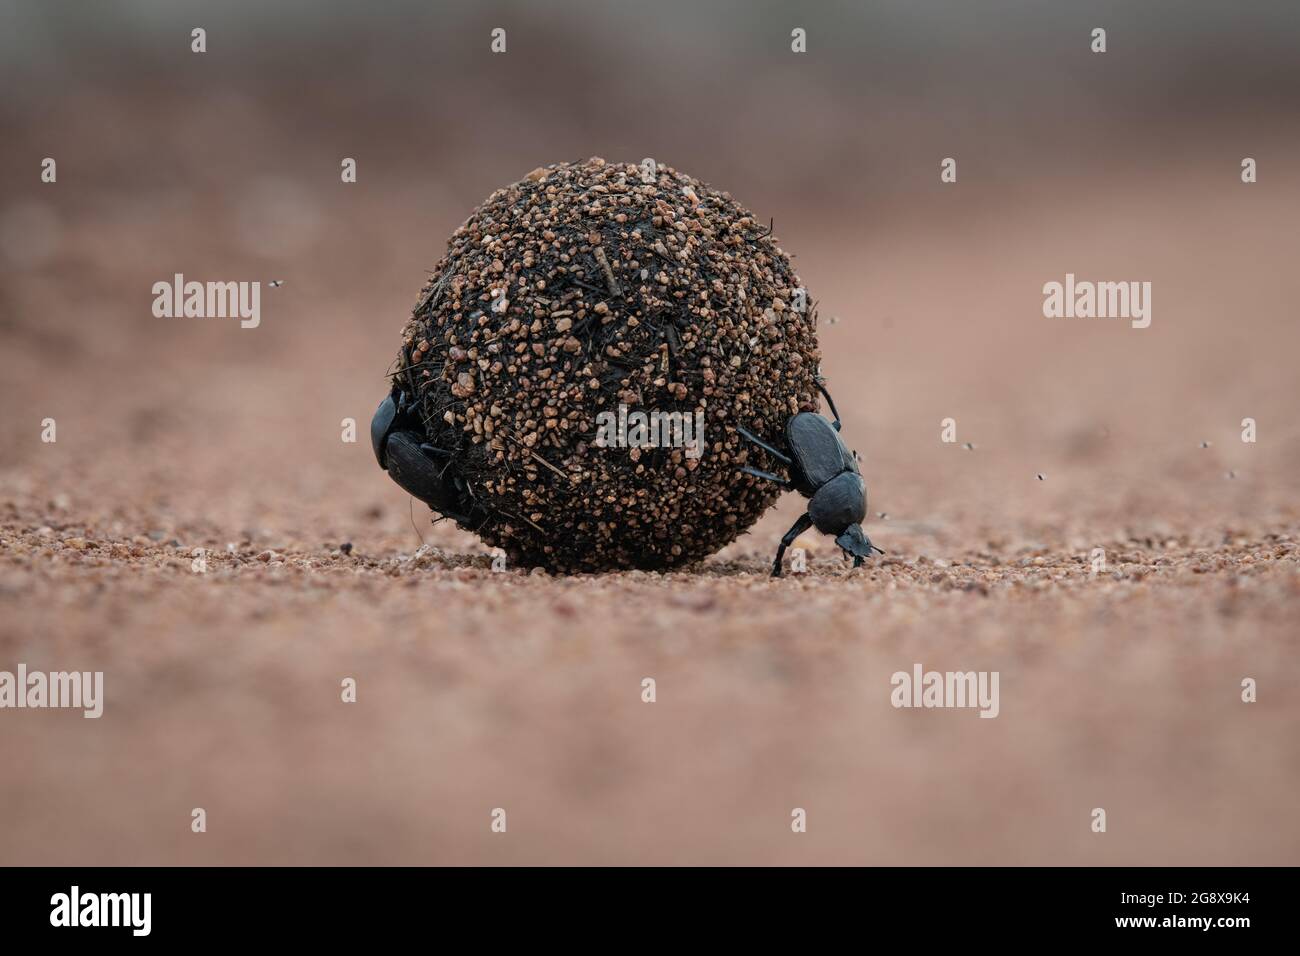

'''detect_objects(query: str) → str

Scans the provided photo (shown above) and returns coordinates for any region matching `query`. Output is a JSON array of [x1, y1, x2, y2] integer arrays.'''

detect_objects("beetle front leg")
[[771, 512, 813, 578]]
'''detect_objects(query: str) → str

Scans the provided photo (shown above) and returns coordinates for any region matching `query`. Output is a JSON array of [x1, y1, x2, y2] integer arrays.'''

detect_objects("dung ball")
[[387, 157, 821, 572]]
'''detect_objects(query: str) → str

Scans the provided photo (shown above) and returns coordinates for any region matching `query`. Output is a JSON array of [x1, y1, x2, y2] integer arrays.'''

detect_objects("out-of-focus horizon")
[[4, 0, 1299, 218]]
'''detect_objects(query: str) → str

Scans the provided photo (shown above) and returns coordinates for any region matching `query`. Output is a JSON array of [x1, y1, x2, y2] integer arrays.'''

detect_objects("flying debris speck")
[[1200, 441, 1211, 448], [268, 280, 284, 287], [1036, 473, 1045, 480], [963, 442, 975, 450]]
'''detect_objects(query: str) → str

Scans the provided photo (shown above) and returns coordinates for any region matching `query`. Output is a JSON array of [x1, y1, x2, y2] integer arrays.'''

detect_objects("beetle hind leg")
[[737, 426, 793, 465], [816, 379, 843, 431], [740, 465, 792, 488]]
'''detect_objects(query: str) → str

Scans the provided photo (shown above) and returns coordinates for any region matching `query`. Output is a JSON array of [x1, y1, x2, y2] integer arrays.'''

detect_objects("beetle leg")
[[816, 380, 843, 431], [740, 465, 792, 487], [771, 512, 813, 578], [737, 426, 793, 465]]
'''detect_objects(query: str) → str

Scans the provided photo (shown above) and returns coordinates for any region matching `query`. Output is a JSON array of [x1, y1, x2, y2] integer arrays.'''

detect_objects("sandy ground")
[[2, 101, 1299, 862]]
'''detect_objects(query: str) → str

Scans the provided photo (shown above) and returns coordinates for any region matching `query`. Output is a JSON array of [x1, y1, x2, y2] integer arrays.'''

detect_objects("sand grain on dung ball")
[[390, 157, 821, 572]]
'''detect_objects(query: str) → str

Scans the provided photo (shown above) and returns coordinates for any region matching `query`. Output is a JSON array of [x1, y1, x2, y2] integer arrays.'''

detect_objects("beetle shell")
[[808, 471, 868, 534], [785, 412, 857, 494], [382, 432, 463, 515]]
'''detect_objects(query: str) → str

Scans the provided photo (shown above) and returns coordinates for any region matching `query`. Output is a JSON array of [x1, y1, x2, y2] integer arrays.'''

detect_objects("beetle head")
[[835, 523, 884, 560]]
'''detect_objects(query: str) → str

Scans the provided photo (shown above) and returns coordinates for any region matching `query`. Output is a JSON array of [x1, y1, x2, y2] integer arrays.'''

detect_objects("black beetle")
[[738, 381, 883, 577], [371, 384, 489, 529]]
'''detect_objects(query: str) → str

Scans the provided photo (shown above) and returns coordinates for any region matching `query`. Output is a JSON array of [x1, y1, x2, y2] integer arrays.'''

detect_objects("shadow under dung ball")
[[374, 157, 821, 572]]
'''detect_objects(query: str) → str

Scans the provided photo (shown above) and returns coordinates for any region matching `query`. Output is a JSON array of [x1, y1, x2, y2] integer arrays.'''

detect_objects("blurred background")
[[1, 0, 1297, 865]]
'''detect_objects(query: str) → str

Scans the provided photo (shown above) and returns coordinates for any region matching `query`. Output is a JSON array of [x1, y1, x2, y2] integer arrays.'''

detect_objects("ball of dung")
[[391, 157, 820, 572]]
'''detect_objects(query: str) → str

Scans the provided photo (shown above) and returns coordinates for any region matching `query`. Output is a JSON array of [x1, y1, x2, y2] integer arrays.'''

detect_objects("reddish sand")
[[2, 91, 1297, 863]]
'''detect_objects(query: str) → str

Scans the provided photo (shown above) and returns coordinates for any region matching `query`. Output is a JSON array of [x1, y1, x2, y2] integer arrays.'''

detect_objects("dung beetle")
[[371, 384, 489, 529], [738, 381, 883, 577]]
